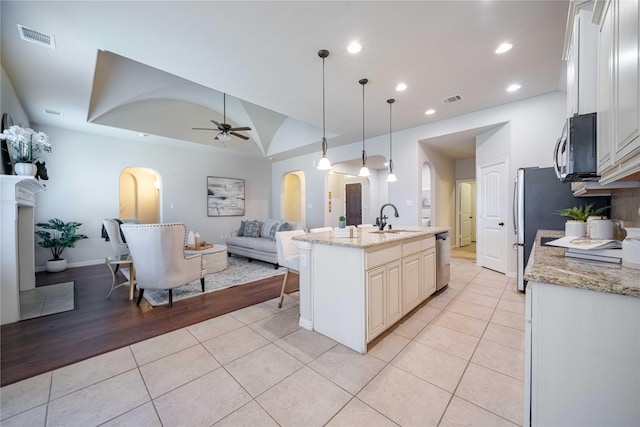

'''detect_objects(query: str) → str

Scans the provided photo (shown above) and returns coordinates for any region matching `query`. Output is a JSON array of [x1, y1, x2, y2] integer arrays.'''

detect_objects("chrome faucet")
[[376, 203, 400, 230]]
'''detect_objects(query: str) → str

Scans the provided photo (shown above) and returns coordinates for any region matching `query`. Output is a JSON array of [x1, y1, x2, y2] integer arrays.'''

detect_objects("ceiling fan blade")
[[192, 127, 217, 130], [230, 132, 249, 140], [210, 120, 221, 126], [230, 126, 252, 131]]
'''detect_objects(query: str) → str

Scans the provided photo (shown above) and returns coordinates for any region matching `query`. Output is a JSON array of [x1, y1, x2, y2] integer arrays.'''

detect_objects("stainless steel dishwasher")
[[435, 231, 450, 290]]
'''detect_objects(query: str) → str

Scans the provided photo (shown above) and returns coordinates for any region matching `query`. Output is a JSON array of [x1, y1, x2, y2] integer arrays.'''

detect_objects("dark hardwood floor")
[[0, 261, 298, 387]]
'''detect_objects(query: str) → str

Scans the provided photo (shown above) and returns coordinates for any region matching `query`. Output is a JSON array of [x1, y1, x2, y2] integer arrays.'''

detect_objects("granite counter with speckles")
[[292, 226, 450, 249], [524, 230, 640, 297]]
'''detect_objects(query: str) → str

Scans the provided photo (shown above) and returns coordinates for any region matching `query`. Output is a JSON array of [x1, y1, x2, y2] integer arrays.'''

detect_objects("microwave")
[[553, 112, 598, 182]]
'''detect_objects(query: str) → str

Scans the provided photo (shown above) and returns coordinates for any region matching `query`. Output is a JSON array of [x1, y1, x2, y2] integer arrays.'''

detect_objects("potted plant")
[[557, 204, 608, 237], [338, 215, 347, 228], [0, 125, 51, 176], [35, 218, 88, 272]]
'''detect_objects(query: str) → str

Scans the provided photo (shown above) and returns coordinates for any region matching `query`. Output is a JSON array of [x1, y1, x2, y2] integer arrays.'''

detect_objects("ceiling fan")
[[192, 93, 251, 141]]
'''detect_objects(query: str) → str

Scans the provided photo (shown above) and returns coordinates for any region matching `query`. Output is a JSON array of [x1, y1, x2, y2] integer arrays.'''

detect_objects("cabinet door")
[[567, 13, 579, 117], [421, 248, 436, 299], [402, 254, 421, 313], [366, 266, 386, 341], [597, 0, 614, 172], [386, 261, 402, 325], [614, 0, 640, 160]]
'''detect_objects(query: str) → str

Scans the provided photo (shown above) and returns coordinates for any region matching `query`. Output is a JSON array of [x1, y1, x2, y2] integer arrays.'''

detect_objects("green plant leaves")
[[556, 204, 609, 221], [35, 218, 88, 260]]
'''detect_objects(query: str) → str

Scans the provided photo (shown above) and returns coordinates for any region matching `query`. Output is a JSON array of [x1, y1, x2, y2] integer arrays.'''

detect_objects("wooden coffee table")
[[184, 244, 228, 276]]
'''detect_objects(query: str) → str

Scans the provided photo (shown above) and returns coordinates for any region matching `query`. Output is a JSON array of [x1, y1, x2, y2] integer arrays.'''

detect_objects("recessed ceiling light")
[[507, 84, 522, 92], [139, 133, 149, 137], [347, 41, 362, 54], [495, 43, 513, 54], [396, 83, 407, 91], [425, 109, 436, 115]]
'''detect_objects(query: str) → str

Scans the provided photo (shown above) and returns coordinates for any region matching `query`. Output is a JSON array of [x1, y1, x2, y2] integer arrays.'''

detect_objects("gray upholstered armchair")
[[120, 223, 205, 307]]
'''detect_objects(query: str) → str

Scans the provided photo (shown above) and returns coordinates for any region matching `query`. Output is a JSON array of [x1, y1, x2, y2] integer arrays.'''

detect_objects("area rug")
[[20, 281, 75, 320], [143, 257, 285, 306]]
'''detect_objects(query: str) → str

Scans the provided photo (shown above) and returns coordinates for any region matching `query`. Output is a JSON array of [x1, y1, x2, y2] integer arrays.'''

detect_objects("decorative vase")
[[14, 162, 37, 176], [46, 259, 67, 273], [565, 220, 586, 237], [622, 228, 640, 269]]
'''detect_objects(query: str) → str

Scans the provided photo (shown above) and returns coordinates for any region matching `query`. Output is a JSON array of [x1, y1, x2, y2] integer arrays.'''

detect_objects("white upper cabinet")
[[566, 2, 599, 117], [594, 0, 640, 183]]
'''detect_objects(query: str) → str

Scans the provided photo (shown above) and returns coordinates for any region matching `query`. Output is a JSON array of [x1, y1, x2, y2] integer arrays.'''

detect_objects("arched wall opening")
[[281, 170, 306, 224], [119, 167, 161, 223]]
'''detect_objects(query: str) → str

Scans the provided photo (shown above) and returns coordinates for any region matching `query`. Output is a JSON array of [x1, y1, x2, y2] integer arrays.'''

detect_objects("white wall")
[[455, 158, 476, 180], [1, 66, 29, 128], [32, 125, 272, 269]]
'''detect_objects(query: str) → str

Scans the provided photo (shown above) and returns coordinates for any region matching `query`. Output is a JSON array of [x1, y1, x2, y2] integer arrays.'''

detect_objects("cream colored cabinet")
[[366, 260, 401, 342], [614, 0, 639, 159], [366, 266, 386, 341], [386, 261, 402, 325], [566, 2, 598, 118], [526, 281, 640, 426], [596, 0, 640, 183], [421, 247, 436, 299], [402, 254, 421, 313], [597, 0, 614, 172]]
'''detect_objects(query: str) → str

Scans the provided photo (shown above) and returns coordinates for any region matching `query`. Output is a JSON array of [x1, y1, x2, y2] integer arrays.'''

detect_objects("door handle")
[[498, 222, 504, 226]]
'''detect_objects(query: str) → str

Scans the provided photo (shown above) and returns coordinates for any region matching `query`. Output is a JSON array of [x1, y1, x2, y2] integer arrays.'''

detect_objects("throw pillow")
[[277, 222, 290, 232], [261, 219, 279, 238], [269, 223, 279, 240], [237, 220, 247, 237], [243, 220, 262, 238]]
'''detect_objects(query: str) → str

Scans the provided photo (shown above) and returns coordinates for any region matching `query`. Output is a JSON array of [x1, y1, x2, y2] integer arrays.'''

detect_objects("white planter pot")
[[14, 162, 37, 176], [565, 220, 587, 237], [46, 259, 67, 273]]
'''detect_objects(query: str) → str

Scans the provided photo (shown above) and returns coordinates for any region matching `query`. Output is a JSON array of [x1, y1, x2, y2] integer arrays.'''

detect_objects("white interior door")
[[458, 182, 472, 247], [478, 160, 508, 273], [470, 182, 477, 242]]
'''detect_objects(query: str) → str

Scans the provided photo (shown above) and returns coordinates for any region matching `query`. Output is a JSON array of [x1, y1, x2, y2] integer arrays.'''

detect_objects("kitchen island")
[[524, 230, 640, 426], [293, 226, 449, 353]]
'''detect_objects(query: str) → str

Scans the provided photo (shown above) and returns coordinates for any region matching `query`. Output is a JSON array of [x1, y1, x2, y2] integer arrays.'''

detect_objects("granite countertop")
[[293, 226, 450, 249], [525, 230, 640, 298]]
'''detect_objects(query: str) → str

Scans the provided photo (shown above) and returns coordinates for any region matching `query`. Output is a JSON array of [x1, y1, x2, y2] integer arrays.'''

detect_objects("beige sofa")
[[225, 219, 304, 268]]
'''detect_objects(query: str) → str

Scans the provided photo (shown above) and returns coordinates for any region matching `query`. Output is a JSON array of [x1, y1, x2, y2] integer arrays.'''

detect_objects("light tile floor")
[[1, 258, 526, 426]]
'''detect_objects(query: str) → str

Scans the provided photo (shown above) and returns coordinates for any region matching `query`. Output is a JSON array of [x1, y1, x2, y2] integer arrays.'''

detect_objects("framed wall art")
[[207, 176, 245, 217]]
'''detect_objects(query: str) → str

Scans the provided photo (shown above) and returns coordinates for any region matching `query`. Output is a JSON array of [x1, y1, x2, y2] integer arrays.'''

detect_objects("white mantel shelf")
[[1, 174, 46, 325]]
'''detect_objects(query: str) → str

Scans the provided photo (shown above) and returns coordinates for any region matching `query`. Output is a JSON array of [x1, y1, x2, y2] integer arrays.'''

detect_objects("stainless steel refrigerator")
[[513, 167, 609, 291]]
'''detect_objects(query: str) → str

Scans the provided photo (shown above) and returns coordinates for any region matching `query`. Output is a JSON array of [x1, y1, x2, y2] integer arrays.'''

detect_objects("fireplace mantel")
[[1, 175, 46, 324]]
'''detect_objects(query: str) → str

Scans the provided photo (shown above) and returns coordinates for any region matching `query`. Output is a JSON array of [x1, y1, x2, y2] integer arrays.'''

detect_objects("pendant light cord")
[[361, 79, 368, 166], [388, 98, 395, 174], [321, 55, 327, 155]]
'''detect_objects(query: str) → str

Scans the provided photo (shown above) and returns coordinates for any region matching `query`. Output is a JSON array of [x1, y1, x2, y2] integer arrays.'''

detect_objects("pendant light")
[[317, 49, 332, 170], [386, 98, 398, 182], [358, 78, 370, 177]]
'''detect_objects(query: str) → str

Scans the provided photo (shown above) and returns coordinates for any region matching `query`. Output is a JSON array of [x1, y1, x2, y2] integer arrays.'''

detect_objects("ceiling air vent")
[[442, 94, 463, 104], [17, 25, 55, 49]]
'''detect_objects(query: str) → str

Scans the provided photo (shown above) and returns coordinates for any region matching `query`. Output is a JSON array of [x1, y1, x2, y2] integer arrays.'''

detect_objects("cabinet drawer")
[[421, 236, 435, 251], [366, 245, 401, 270], [401, 239, 422, 257]]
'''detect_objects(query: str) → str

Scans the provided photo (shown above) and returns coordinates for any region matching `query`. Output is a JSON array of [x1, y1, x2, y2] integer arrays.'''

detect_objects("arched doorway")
[[119, 167, 161, 223], [281, 171, 305, 223], [422, 162, 433, 226]]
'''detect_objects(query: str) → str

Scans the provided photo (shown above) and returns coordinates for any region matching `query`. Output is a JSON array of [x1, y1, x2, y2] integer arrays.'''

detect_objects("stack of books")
[[546, 236, 622, 264]]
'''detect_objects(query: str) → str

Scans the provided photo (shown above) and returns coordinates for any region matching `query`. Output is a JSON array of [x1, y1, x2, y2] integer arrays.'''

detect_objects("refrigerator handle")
[[512, 177, 518, 235]]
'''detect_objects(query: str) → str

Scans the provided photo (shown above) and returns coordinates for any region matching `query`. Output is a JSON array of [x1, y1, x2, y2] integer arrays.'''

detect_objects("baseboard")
[[35, 259, 105, 272]]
